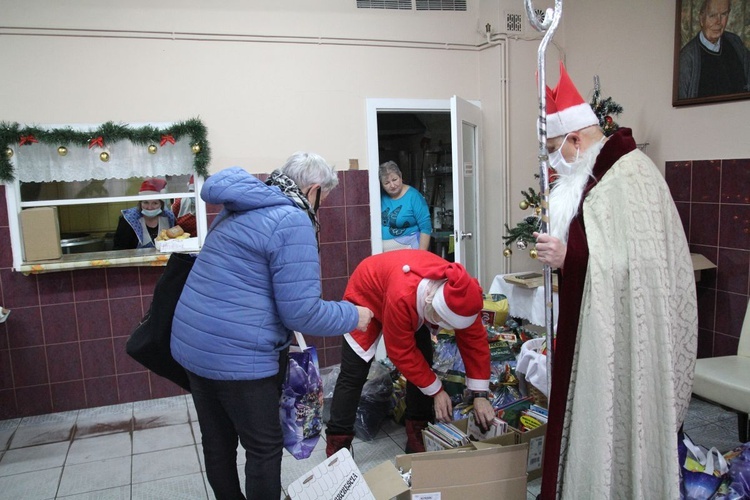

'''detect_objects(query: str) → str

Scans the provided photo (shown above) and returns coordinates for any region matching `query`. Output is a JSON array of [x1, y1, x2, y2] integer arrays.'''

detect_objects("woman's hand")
[[533, 232, 567, 269], [355, 306, 374, 331], [433, 390, 453, 423]]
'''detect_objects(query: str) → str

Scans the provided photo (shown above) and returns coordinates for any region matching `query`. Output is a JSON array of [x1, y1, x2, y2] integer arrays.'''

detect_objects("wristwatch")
[[470, 391, 489, 402]]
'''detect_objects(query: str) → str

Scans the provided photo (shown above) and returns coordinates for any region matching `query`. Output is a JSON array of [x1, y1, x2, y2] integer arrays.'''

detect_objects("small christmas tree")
[[590, 75, 623, 137]]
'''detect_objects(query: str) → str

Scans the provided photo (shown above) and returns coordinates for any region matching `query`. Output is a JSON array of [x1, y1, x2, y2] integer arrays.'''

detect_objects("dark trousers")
[[187, 359, 286, 500], [327, 325, 434, 435]]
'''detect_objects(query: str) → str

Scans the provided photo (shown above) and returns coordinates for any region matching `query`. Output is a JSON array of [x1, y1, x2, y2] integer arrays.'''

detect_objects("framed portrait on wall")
[[673, 0, 750, 106]]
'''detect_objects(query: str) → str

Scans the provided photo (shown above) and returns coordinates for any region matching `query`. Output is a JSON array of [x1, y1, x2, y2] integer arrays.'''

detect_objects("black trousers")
[[327, 325, 434, 435], [187, 351, 287, 500]]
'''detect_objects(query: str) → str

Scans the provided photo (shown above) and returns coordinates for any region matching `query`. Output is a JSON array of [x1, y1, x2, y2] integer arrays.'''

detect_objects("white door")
[[450, 96, 482, 278], [366, 97, 482, 277]]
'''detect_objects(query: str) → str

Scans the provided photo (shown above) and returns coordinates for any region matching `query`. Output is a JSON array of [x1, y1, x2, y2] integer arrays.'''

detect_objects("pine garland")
[[0, 118, 210, 182]]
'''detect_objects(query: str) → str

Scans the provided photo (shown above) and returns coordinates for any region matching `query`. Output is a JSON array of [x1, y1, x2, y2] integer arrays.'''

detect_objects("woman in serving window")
[[113, 178, 175, 250]]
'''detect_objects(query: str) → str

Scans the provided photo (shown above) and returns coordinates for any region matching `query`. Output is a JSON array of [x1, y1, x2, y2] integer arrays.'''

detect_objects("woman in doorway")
[[113, 178, 175, 250], [379, 161, 432, 252]]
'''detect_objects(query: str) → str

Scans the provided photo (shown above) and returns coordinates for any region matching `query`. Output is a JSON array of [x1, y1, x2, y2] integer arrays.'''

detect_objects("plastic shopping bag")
[[280, 331, 324, 460], [680, 433, 729, 500]]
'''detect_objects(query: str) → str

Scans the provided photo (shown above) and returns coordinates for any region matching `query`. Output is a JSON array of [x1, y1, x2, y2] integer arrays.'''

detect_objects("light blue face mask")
[[141, 208, 162, 217], [548, 133, 579, 175]]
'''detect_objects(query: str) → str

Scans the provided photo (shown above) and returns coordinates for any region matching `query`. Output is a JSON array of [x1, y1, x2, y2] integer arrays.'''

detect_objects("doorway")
[[376, 110, 454, 260]]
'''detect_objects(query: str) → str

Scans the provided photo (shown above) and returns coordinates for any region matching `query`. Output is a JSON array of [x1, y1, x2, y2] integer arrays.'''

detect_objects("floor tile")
[[56, 485, 130, 499], [133, 395, 190, 429], [66, 432, 132, 465], [0, 466, 61, 500], [0, 441, 69, 476], [132, 445, 202, 483], [131, 472, 209, 500], [74, 404, 133, 439], [57, 456, 131, 497], [133, 422, 195, 454], [10, 414, 76, 449]]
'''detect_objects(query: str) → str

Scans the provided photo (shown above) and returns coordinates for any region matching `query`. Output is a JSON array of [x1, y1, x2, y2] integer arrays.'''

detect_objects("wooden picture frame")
[[673, 0, 750, 106]]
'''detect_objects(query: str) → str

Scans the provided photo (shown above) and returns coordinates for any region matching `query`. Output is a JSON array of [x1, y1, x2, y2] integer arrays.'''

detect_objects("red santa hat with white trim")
[[545, 62, 598, 139], [402, 259, 483, 329], [139, 178, 167, 195]]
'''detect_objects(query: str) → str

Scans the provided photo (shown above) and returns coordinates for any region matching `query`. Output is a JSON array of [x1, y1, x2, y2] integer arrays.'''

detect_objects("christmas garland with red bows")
[[0, 118, 210, 182]]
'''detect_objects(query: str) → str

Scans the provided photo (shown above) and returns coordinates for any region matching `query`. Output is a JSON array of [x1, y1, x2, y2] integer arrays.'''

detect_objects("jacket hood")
[[200, 167, 293, 213]]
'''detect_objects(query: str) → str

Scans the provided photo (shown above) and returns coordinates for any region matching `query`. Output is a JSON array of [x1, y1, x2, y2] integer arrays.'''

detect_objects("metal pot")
[[60, 233, 105, 254]]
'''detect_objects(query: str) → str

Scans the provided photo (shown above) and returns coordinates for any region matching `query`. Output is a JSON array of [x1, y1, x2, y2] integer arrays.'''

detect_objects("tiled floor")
[[0, 395, 743, 500]]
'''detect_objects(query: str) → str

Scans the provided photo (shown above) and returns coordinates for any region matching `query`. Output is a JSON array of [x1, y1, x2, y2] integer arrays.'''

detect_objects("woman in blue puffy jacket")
[[171, 152, 373, 500]]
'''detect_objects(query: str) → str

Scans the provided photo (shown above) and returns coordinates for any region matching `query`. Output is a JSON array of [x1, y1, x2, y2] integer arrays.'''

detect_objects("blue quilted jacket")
[[170, 167, 359, 380]]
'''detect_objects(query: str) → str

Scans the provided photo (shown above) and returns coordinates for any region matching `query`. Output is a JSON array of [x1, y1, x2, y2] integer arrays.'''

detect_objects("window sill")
[[20, 248, 177, 274]]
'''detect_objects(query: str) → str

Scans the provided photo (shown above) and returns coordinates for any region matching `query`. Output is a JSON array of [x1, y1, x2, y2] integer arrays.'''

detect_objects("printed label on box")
[[527, 435, 544, 471]]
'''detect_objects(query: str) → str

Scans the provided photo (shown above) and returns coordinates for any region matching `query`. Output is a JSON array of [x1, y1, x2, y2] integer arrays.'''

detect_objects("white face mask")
[[548, 133, 579, 175], [141, 208, 162, 217]]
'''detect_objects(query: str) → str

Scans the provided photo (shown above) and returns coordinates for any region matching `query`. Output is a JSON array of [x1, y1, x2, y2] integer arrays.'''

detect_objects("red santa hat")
[[139, 178, 167, 195], [545, 62, 598, 139], [187, 175, 195, 192], [403, 260, 483, 329]]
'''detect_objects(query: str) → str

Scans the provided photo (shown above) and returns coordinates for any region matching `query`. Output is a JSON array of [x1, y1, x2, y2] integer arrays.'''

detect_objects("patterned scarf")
[[265, 170, 321, 248]]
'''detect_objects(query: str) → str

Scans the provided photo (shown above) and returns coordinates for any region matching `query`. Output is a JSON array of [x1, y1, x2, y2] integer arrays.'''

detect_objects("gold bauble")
[[502, 248, 512, 258], [529, 248, 538, 259], [4, 147, 13, 159], [191, 144, 201, 154], [57, 146, 68, 157], [148, 145, 158, 154], [519, 200, 529, 210], [100, 152, 110, 162], [535, 206, 542, 216]]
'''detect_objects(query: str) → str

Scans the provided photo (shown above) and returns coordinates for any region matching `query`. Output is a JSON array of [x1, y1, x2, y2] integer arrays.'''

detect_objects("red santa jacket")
[[343, 250, 490, 396]]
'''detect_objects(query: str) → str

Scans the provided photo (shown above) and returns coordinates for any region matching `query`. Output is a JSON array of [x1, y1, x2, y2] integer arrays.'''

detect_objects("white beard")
[[549, 140, 605, 244]]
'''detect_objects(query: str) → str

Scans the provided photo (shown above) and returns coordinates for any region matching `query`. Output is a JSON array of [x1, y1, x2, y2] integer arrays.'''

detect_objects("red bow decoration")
[[19, 135, 38, 146], [88, 136, 104, 149], [159, 134, 176, 146]]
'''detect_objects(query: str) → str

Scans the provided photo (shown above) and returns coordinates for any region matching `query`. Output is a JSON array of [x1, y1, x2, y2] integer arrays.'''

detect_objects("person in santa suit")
[[171, 175, 197, 236], [325, 249, 496, 456], [533, 63, 698, 499]]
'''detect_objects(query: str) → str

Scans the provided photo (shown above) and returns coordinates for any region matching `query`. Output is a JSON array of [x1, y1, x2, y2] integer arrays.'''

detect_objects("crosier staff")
[[524, 0, 562, 395]]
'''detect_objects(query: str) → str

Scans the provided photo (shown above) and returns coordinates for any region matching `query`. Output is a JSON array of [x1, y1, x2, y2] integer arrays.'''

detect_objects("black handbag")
[[126, 252, 196, 391]]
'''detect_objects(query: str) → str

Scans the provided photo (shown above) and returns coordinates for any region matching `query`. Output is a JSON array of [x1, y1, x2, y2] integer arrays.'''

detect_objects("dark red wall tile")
[[5, 306, 44, 348], [51, 381, 86, 412], [320, 242, 348, 279], [84, 376, 119, 408], [323, 171, 346, 208], [41, 303, 79, 344], [0, 349, 12, 390], [717, 249, 749, 294], [691, 244, 718, 289], [46, 343, 83, 382], [72, 269, 108, 302], [0, 269, 39, 308], [106, 267, 141, 299], [344, 170, 370, 206], [714, 291, 748, 338], [0, 186, 8, 227], [714, 332, 740, 357], [109, 297, 143, 338], [319, 206, 347, 243], [37, 272, 75, 305], [80, 339, 116, 378], [696, 286, 716, 331], [690, 203, 720, 246], [691, 160, 721, 203], [346, 205, 371, 241], [719, 204, 750, 250], [113, 336, 143, 374], [139, 267, 164, 296], [76, 300, 112, 340], [0, 227, 12, 268], [721, 159, 750, 204], [347, 240, 372, 275], [675, 202, 690, 241], [149, 373, 186, 399], [696, 328, 714, 359], [0, 389, 17, 419], [11, 347, 50, 387], [117, 372, 151, 403], [665, 161, 691, 202], [15, 385, 52, 417], [321, 277, 348, 302]]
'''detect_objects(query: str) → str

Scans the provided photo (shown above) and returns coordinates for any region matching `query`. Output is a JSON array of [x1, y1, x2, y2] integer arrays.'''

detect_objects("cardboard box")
[[363, 443, 529, 500], [691, 253, 717, 283], [20, 207, 62, 262], [511, 423, 547, 481], [287, 448, 375, 500]]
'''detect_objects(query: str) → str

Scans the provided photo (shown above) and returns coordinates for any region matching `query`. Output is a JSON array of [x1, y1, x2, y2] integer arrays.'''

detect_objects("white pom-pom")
[[402, 265, 410, 273]]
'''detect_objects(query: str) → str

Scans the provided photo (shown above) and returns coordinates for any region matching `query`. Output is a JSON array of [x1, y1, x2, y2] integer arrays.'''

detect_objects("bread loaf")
[[166, 226, 184, 238]]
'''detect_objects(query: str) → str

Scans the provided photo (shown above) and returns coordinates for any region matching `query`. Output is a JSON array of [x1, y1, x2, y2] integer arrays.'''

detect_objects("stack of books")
[[503, 272, 558, 292], [517, 404, 548, 432], [422, 422, 471, 452], [466, 412, 508, 441]]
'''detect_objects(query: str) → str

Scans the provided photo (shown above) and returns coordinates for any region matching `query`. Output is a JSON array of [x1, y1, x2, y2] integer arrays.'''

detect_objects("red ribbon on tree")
[[88, 136, 104, 149], [19, 135, 39, 146], [160, 134, 176, 146]]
